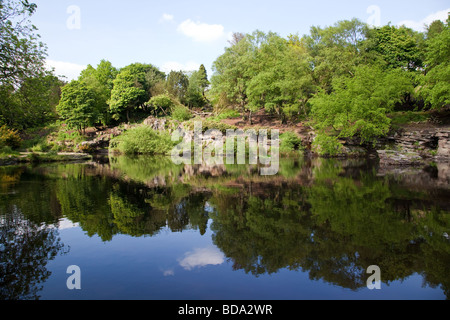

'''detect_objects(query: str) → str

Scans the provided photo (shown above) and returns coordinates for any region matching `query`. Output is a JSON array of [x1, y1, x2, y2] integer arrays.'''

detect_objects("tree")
[[0, 0, 47, 87], [165, 70, 189, 104], [426, 20, 445, 40], [368, 24, 424, 71], [246, 32, 315, 123], [198, 64, 209, 96], [310, 65, 414, 152], [210, 32, 253, 118], [420, 18, 450, 110], [186, 70, 207, 109], [57, 80, 99, 134], [79, 60, 118, 125], [109, 63, 165, 122], [302, 19, 370, 92]]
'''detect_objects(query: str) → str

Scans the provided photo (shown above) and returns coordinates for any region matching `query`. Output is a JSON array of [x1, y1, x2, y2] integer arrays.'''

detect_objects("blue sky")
[[29, 0, 450, 81]]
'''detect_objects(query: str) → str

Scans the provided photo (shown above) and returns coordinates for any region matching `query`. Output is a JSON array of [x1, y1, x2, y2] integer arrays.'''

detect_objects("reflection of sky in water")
[[179, 247, 225, 271]]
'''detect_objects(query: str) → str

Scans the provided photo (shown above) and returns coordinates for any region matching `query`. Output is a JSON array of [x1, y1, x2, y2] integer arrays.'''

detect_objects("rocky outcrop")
[[376, 126, 450, 166]]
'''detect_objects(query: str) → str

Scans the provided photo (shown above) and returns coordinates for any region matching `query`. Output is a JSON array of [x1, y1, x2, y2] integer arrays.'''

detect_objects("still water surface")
[[1, 156, 449, 300]]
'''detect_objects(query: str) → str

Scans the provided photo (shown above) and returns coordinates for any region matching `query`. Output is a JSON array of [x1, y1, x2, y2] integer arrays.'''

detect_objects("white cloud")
[[160, 61, 200, 73], [397, 8, 449, 32], [160, 13, 174, 23], [45, 59, 86, 81], [177, 19, 225, 42], [179, 247, 225, 271]]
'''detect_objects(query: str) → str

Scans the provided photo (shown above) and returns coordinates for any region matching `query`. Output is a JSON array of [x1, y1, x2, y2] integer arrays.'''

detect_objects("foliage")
[[109, 63, 165, 122], [186, 69, 207, 109], [0, 0, 47, 87], [78, 60, 118, 125], [279, 131, 304, 154], [312, 134, 343, 156], [420, 19, 450, 110], [171, 104, 192, 121], [310, 65, 414, 145], [56, 80, 99, 133], [110, 126, 175, 155], [166, 71, 189, 104], [0, 125, 22, 149], [146, 94, 175, 116], [368, 24, 424, 71]]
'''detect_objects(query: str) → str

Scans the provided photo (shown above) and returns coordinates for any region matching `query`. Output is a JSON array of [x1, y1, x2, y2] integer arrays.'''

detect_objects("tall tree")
[[165, 70, 189, 104], [79, 60, 118, 125], [109, 63, 165, 122], [57, 80, 99, 134], [0, 0, 47, 87], [198, 64, 209, 96], [420, 18, 450, 110]]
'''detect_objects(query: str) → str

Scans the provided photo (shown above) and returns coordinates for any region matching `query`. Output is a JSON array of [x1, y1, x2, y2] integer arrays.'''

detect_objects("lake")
[[1, 156, 449, 300]]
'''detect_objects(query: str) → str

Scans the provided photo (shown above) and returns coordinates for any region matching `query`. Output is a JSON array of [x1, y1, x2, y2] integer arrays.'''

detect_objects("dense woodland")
[[1, 0, 449, 155]]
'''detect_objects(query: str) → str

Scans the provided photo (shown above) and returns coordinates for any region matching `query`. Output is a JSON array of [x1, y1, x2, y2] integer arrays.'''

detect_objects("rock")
[[143, 117, 167, 131], [377, 150, 424, 166]]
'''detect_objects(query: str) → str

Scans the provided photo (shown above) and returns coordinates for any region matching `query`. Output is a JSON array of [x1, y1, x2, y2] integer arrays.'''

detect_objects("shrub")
[[280, 131, 304, 154], [0, 125, 22, 149], [110, 126, 175, 155], [172, 104, 192, 121], [146, 94, 175, 116], [312, 134, 343, 156]]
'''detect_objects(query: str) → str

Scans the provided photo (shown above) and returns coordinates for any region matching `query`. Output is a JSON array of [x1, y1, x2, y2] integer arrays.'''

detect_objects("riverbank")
[[0, 152, 92, 166], [2, 110, 448, 168]]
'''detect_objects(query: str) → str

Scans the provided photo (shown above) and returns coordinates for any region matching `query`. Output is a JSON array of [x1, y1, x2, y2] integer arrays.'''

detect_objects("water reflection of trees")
[[0, 210, 65, 300], [55, 165, 211, 241], [2, 158, 449, 298], [209, 160, 450, 296]]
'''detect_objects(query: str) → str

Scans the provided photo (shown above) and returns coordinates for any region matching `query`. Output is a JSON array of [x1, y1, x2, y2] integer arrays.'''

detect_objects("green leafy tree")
[[246, 32, 315, 123], [210, 32, 254, 118], [426, 20, 445, 40], [368, 24, 424, 71], [79, 60, 118, 125], [420, 18, 450, 110], [310, 65, 414, 151], [198, 64, 210, 95], [109, 63, 165, 122], [56, 80, 99, 134], [165, 70, 189, 104], [0, 0, 47, 87], [302, 19, 370, 92]]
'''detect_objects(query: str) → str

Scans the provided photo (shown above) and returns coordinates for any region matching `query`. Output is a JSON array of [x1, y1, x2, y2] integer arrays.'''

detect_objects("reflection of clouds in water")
[[46, 218, 79, 230], [179, 247, 225, 271], [58, 218, 79, 230], [163, 269, 175, 276]]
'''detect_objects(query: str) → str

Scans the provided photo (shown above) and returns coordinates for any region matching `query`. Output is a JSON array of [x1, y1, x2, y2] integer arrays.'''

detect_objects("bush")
[[185, 118, 237, 134], [172, 104, 192, 121], [146, 94, 175, 116], [312, 134, 343, 156], [110, 126, 175, 155], [280, 131, 304, 154], [0, 125, 22, 149]]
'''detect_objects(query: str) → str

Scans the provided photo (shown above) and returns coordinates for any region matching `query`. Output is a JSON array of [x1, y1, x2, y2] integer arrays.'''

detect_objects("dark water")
[[1, 156, 449, 300]]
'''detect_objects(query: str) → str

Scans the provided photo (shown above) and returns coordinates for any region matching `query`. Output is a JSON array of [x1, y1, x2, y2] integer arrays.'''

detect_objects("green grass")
[[389, 111, 431, 126]]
